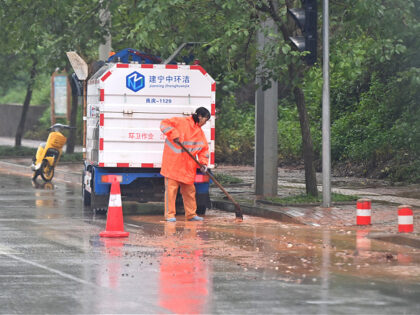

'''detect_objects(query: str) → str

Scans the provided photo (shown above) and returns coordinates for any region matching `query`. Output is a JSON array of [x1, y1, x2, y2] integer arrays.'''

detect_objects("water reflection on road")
[[125, 213, 420, 314], [159, 222, 210, 314], [1, 173, 420, 314]]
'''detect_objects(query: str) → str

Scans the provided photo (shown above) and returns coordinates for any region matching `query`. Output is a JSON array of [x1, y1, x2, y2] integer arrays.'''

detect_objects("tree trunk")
[[15, 58, 38, 147], [294, 85, 318, 196], [66, 74, 79, 154]]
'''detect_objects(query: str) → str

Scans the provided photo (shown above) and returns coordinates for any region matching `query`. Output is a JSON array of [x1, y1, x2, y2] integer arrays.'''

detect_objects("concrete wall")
[[0, 104, 47, 137]]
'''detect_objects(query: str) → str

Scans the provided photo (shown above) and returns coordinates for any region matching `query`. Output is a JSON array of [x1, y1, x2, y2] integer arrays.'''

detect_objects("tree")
[[237, 0, 319, 196], [304, 0, 420, 181], [0, 0, 105, 148], [2, 0, 416, 185], [107, 0, 319, 195], [0, 1, 48, 146]]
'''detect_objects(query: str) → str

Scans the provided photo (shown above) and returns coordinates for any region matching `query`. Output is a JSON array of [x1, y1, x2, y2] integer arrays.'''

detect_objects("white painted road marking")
[[0, 248, 96, 287]]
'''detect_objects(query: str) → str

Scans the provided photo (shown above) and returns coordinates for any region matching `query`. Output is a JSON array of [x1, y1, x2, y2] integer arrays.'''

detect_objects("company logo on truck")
[[126, 71, 145, 92], [149, 75, 190, 89]]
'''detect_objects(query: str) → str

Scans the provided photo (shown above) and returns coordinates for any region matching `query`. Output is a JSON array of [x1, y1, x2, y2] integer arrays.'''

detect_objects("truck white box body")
[[86, 63, 215, 168], [83, 60, 215, 212]]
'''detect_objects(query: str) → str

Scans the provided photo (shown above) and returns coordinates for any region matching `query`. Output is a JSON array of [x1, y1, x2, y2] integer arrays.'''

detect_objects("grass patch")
[[265, 193, 358, 205], [0, 145, 37, 157], [0, 145, 83, 163], [212, 173, 244, 185], [60, 152, 83, 162]]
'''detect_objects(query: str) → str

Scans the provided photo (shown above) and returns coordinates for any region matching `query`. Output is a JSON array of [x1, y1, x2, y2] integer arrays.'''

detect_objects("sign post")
[[66, 51, 89, 158], [51, 71, 70, 124], [322, 0, 331, 207]]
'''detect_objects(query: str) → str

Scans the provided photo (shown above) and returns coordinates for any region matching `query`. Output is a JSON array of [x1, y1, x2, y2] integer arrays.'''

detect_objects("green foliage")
[[212, 173, 243, 185], [0, 144, 81, 163], [386, 160, 420, 183], [60, 152, 83, 162], [24, 107, 52, 140], [23, 105, 84, 145], [0, 73, 51, 106], [31, 74, 51, 105], [0, 89, 25, 105], [215, 96, 255, 164], [0, 145, 36, 157], [277, 105, 302, 161], [330, 62, 420, 164], [299, 0, 420, 181], [265, 193, 358, 205], [1, 0, 420, 183]]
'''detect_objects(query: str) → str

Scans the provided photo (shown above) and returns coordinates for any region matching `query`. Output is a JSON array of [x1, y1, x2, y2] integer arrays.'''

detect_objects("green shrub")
[[215, 95, 255, 164], [0, 145, 36, 157], [212, 173, 243, 185], [60, 152, 83, 162], [277, 105, 302, 162], [265, 193, 358, 205]]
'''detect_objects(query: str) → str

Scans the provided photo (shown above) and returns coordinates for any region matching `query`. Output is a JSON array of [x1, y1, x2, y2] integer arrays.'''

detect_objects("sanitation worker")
[[160, 107, 211, 222]]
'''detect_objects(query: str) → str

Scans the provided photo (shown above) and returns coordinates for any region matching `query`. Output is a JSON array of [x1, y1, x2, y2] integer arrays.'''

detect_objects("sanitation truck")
[[81, 48, 215, 213]]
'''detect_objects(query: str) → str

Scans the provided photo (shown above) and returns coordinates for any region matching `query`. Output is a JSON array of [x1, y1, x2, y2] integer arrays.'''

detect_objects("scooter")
[[31, 123, 74, 182]]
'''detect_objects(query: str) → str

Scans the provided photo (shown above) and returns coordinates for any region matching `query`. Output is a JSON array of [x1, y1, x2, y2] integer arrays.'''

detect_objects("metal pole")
[[322, 0, 331, 207]]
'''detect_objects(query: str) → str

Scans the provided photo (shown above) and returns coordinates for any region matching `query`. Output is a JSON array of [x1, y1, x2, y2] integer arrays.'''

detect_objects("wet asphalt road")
[[1, 173, 420, 314]]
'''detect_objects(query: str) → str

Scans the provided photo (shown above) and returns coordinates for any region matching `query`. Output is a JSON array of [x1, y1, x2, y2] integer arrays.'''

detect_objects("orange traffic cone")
[[100, 175, 129, 238]]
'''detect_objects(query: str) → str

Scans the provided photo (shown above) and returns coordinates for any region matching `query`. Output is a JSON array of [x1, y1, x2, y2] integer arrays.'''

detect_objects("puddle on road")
[[86, 210, 420, 313], [122, 210, 420, 285]]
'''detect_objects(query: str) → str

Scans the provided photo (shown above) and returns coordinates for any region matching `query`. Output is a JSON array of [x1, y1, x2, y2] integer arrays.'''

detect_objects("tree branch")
[[250, 0, 290, 41]]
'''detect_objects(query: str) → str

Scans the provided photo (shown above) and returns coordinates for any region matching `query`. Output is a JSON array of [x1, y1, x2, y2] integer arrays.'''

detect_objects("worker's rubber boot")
[[188, 216, 203, 221], [166, 218, 176, 222]]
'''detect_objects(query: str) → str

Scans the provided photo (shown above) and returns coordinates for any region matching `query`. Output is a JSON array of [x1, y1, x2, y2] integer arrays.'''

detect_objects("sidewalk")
[[0, 139, 419, 247], [212, 165, 420, 226]]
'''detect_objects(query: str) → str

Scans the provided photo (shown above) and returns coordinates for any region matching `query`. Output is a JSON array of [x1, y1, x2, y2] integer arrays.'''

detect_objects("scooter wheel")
[[32, 171, 38, 180], [40, 160, 54, 182]]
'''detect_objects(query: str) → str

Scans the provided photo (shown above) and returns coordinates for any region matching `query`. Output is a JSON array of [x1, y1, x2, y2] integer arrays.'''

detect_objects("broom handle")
[[176, 140, 242, 212]]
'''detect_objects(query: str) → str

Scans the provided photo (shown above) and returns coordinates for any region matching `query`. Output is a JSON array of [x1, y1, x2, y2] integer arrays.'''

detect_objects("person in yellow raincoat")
[[160, 107, 211, 222]]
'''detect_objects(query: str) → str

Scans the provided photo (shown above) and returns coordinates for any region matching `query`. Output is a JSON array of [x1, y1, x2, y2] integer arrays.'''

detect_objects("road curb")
[[256, 199, 357, 207], [211, 200, 304, 224]]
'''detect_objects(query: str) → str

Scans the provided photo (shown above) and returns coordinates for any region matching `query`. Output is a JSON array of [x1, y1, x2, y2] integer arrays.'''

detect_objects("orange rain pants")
[[164, 178, 197, 220]]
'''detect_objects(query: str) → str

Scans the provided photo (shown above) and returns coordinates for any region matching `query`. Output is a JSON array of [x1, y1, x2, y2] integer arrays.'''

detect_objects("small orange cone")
[[398, 205, 413, 233], [100, 175, 129, 238], [356, 199, 371, 225]]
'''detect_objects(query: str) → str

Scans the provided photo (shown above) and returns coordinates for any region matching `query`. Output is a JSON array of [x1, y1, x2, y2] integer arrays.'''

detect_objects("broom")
[[175, 140, 243, 221]]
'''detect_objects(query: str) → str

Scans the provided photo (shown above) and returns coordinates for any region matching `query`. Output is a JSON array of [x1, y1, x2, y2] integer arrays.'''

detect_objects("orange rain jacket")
[[160, 116, 209, 184]]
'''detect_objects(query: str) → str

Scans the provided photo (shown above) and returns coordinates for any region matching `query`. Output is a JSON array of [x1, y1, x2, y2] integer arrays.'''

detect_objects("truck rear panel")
[[86, 63, 215, 168]]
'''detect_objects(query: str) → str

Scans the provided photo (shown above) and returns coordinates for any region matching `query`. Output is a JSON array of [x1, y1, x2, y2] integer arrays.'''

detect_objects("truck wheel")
[[175, 191, 185, 215], [196, 204, 207, 215], [82, 170, 91, 206], [40, 160, 54, 182], [91, 190, 108, 213], [82, 186, 91, 206], [90, 168, 108, 213], [196, 192, 210, 215]]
